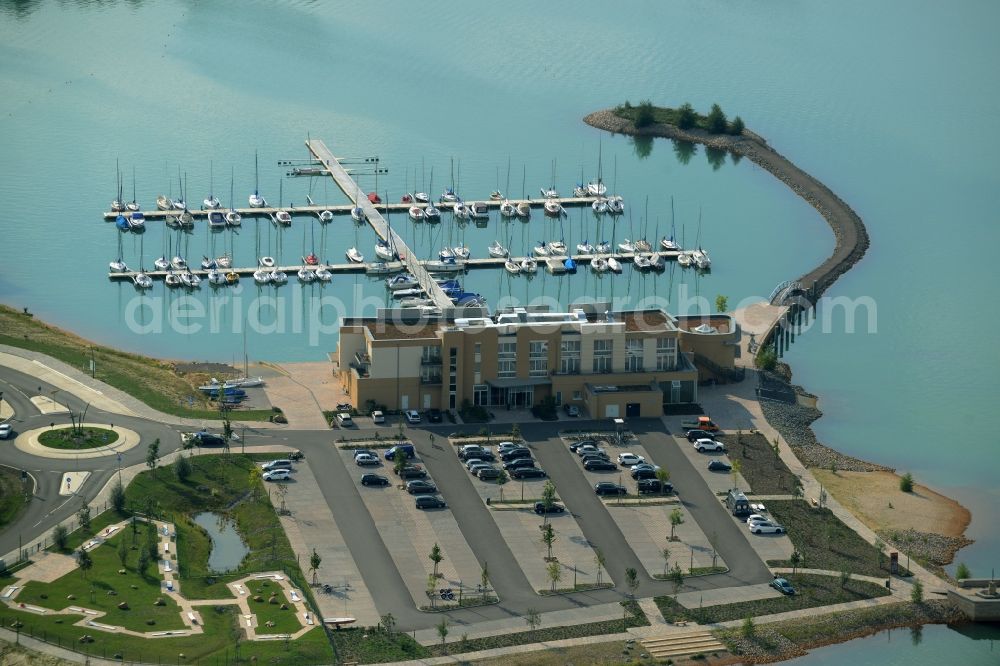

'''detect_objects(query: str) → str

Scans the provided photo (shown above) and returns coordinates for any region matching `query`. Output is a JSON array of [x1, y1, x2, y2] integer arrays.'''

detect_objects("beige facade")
[[335, 304, 739, 417]]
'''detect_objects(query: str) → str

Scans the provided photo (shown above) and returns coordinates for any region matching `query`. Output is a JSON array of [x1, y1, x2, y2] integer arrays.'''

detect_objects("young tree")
[[715, 295, 729, 313], [175, 454, 192, 482], [496, 469, 509, 502], [110, 480, 127, 514], [480, 561, 491, 602], [541, 481, 557, 523], [248, 466, 263, 501], [117, 538, 128, 568], [510, 422, 521, 441], [546, 560, 562, 592], [875, 537, 886, 569], [53, 524, 69, 551], [634, 100, 656, 128], [146, 534, 160, 564], [429, 543, 443, 578], [380, 612, 396, 636], [840, 570, 851, 589], [676, 103, 697, 130], [661, 545, 671, 577], [594, 548, 606, 585], [900, 472, 914, 493], [78, 505, 91, 533], [426, 573, 438, 608], [541, 522, 556, 561], [655, 467, 671, 496], [145, 438, 160, 477], [729, 115, 745, 135], [731, 459, 743, 491], [911, 579, 924, 604], [525, 608, 541, 636], [790, 550, 802, 575], [310, 549, 322, 585], [393, 452, 409, 478], [956, 562, 971, 580], [77, 548, 93, 580], [669, 508, 685, 541], [706, 104, 728, 134], [741, 616, 756, 639], [435, 618, 448, 647], [669, 563, 684, 599], [625, 567, 639, 599]]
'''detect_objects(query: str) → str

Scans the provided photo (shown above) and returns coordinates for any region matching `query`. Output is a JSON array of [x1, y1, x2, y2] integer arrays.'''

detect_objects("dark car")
[[503, 457, 536, 471], [500, 448, 532, 462], [631, 467, 659, 480], [708, 460, 732, 472], [580, 452, 610, 464], [584, 460, 617, 472], [426, 408, 443, 423], [361, 473, 390, 487], [637, 479, 673, 494], [415, 495, 447, 510], [396, 465, 428, 479], [569, 439, 597, 453], [512, 467, 547, 479], [459, 447, 495, 462], [770, 577, 796, 595], [686, 429, 717, 442], [534, 501, 565, 515], [594, 482, 627, 496], [477, 467, 501, 480], [406, 479, 438, 494], [189, 432, 225, 447]]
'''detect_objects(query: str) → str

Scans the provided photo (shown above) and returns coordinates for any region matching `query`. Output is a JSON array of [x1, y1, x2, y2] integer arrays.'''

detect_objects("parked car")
[[415, 495, 446, 510], [406, 479, 438, 494], [708, 460, 732, 472], [354, 449, 377, 460], [500, 448, 532, 462], [563, 404, 580, 417], [503, 458, 536, 471], [261, 459, 293, 472], [404, 409, 421, 424], [288, 450, 304, 461], [458, 446, 491, 460], [384, 444, 416, 460], [585, 460, 617, 472], [569, 439, 597, 453], [183, 431, 225, 447], [631, 467, 659, 480], [465, 458, 486, 470], [693, 438, 725, 453], [371, 410, 385, 424], [685, 429, 717, 442], [594, 482, 627, 496], [770, 577, 796, 595], [617, 452, 646, 466], [355, 453, 381, 466], [746, 514, 769, 525], [581, 451, 610, 462], [512, 467, 547, 479], [396, 465, 427, 479], [335, 412, 354, 427], [361, 473, 390, 487], [748, 520, 784, 534], [477, 468, 501, 480], [576, 445, 605, 458], [426, 408, 443, 423], [497, 441, 519, 452], [262, 469, 290, 482], [0, 423, 13, 439], [534, 501, 565, 515], [637, 479, 673, 494], [468, 463, 495, 475], [630, 463, 660, 473]]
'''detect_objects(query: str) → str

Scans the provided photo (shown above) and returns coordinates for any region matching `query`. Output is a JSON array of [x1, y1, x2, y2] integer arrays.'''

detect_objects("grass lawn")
[[0, 305, 271, 422], [245, 579, 303, 634], [330, 627, 431, 663], [37, 427, 119, 450], [720, 433, 800, 495], [655, 573, 891, 624], [0, 466, 28, 530], [765, 501, 908, 577], [18, 533, 186, 632]]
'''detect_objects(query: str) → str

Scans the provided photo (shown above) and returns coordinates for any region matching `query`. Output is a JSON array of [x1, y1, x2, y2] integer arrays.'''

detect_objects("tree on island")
[[730, 115, 745, 135], [676, 103, 697, 130], [634, 100, 656, 128], [707, 104, 728, 134]]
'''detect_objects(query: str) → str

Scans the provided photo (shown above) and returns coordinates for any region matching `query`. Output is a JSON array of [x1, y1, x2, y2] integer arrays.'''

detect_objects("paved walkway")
[[676, 582, 780, 608], [260, 365, 330, 430]]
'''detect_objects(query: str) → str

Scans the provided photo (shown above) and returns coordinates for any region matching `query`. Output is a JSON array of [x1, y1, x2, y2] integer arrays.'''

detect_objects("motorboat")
[[201, 256, 217, 270], [171, 256, 187, 270], [634, 239, 652, 253], [304, 253, 319, 266], [172, 197, 187, 211], [408, 206, 425, 222], [318, 210, 334, 223], [269, 270, 288, 284], [499, 200, 517, 218], [165, 271, 182, 287], [401, 193, 413, 203], [661, 236, 681, 251], [436, 279, 461, 290], [677, 252, 693, 268], [226, 210, 242, 226], [425, 257, 463, 273], [587, 180, 607, 197], [156, 195, 173, 211], [648, 253, 665, 271], [452, 245, 470, 260], [424, 203, 441, 222], [504, 259, 521, 274], [490, 190, 503, 200], [533, 241, 549, 257], [618, 239, 636, 253], [392, 287, 425, 299], [315, 267, 333, 281], [591, 198, 608, 215], [633, 254, 652, 271], [577, 240, 596, 254], [540, 186, 558, 199], [573, 183, 588, 197], [178, 210, 194, 227], [438, 246, 455, 260], [544, 200, 563, 217], [548, 240, 567, 256], [208, 211, 226, 229], [115, 214, 130, 231], [132, 271, 153, 289], [692, 248, 712, 269], [154, 256, 170, 271], [440, 187, 459, 203], [225, 271, 239, 284], [367, 192, 381, 204], [399, 298, 433, 308], [590, 257, 609, 273], [178, 271, 193, 288], [203, 195, 221, 210], [253, 268, 271, 284], [469, 202, 489, 219], [414, 191, 429, 203], [346, 247, 364, 263], [297, 268, 317, 283], [216, 255, 233, 269], [249, 190, 266, 208], [596, 241, 611, 253], [374, 239, 396, 261], [273, 210, 292, 226], [208, 269, 227, 286], [187, 271, 202, 288], [488, 240, 508, 258], [453, 202, 470, 219], [128, 212, 146, 230], [109, 259, 128, 272], [607, 257, 622, 273], [111, 197, 125, 212], [351, 203, 365, 222], [259, 256, 275, 268], [607, 196, 624, 215], [386, 273, 419, 290], [520, 257, 538, 273], [516, 202, 531, 218]]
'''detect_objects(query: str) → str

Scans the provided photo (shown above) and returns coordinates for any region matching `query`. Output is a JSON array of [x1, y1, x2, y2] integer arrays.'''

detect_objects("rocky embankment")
[[583, 109, 870, 299], [878, 528, 974, 569]]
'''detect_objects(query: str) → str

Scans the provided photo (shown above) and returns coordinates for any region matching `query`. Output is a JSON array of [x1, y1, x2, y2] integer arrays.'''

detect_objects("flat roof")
[[365, 321, 441, 340]]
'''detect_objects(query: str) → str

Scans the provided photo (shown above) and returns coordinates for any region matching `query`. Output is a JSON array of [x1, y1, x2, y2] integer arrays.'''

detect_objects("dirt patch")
[[0, 640, 75, 666], [811, 469, 970, 539]]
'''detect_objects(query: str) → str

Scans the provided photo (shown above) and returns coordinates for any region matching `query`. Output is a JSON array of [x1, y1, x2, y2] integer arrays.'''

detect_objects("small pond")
[[192, 512, 249, 573]]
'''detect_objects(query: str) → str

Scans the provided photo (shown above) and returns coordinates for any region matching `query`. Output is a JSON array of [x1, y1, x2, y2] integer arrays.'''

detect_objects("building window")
[[529, 340, 548, 377], [498, 342, 516, 378], [422, 345, 441, 364], [559, 339, 581, 374], [592, 339, 612, 373], [626, 338, 644, 372], [656, 337, 677, 371], [449, 347, 457, 392], [420, 366, 442, 384], [474, 384, 488, 406], [572, 390, 582, 401]]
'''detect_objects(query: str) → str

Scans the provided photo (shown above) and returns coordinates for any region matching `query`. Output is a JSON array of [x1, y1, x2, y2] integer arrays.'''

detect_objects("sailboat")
[[488, 240, 508, 258], [500, 200, 516, 218], [173, 168, 187, 210], [424, 170, 441, 222], [544, 200, 563, 217], [374, 205, 397, 261], [226, 168, 242, 226], [109, 232, 128, 272], [249, 152, 266, 207], [128, 211, 146, 231], [271, 180, 291, 225], [409, 205, 425, 222], [468, 202, 489, 219], [504, 258, 521, 274], [132, 271, 152, 289], [346, 247, 364, 263], [577, 240, 596, 254], [203, 161, 221, 209], [520, 257, 538, 273], [587, 142, 607, 196], [111, 160, 126, 212], [590, 256, 609, 273], [127, 167, 140, 212], [351, 185, 365, 222]]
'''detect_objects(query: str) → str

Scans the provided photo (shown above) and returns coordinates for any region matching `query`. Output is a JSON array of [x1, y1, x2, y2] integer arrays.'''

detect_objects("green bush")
[[676, 103, 697, 130], [634, 100, 656, 128], [52, 525, 69, 551], [729, 115, 745, 135], [900, 472, 914, 493], [706, 104, 728, 133], [757, 344, 778, 371], [955, 562, 971, 580]]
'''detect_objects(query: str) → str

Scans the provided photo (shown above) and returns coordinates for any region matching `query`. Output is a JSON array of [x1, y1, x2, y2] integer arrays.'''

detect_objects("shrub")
[[900, 472, 914, 493], [911, 579, 924, 604], [634, 100, 656, 128], [757, 344, 777, 371], [729, 115, 745, 135], [53, 524, 69, 551], [706, 104, 728, 134], [676, 103, 697, 130], [175, 455, 192, 482], [110, 480, 127, 514], [741, 616, 755, 639], [955, 562, 971, 580]]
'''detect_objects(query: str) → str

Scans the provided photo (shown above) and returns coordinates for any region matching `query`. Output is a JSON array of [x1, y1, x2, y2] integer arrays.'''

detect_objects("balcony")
[[421, 355, 443, 366], [420, 375, 443, 385]]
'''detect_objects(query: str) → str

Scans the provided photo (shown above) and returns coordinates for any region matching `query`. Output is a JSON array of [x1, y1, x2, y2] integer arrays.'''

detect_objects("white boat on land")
[[633, 254, 652, 271], [156, 195, 172, 211], [386, 273, 419, 290], [269, 270, 288, 285], [520, 257, 538, 273], [208, 211, 226, 229], [273, 210, 292, 226], [504, 259, 521, 274], [253, 269, 271, 284], [618, 239, 636, 253], [259, 256, 276, 268], [677, 252, 693, 268], [133, 271, 153, 289], [346, 247, 364, 263], [596, 241, 611, 253], [165, 271, 182, 287], [587, 180, 607, 197], [592, 198, 608, 214], [154, 256, 170, 271], [453, 202, 470, 219], [634, 239, 652, 253], [540, 186, 558, 199], [607, 195, 624, 215], [607, 257, 622, 273], [414, 191, 429, 203], [469, 202, 489, 219], [692, 248, 711, 269], [500, 200, 517, 218], [661, 236, 681, 251], [548, 241, 567, 256], [298, 268, 316, 283], [208, 269, 227, 286], [424, 203, 441, 222], [319, 209, 334, 223], [109, 259, 128, 272], [226, 210, 242, 226], [544, 200, 563, 217], [171, 256, 187, 270], [590, 257, 609, 273], [533, 242, 550, 257], [452, 245, 471, 260], [488, 240, 508, 258], [577, 240, 596, 254], [375, 239, 396, 261], [408, 206, 425, 222], [315, 267, 333, 281]]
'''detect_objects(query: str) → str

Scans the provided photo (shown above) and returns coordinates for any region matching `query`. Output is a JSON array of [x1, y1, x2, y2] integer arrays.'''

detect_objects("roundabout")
[[14, 423, 141, 459]]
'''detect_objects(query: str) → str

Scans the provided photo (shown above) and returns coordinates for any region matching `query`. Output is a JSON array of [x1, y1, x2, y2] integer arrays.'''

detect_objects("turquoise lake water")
[[1, 1, 998, 652]]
